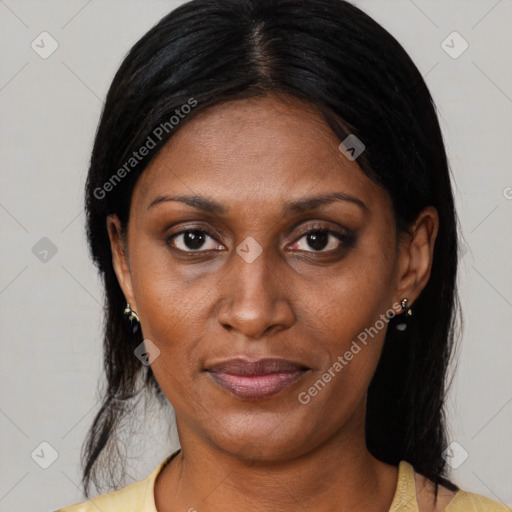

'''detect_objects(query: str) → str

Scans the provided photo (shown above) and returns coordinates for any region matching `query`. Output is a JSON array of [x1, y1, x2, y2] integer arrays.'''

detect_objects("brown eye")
[[166, 229, 223, 252], [290, 225, 356, 254]]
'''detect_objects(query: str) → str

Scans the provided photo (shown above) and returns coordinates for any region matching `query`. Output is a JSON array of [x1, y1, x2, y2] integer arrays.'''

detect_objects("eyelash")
[[165, 223, 355, 255]]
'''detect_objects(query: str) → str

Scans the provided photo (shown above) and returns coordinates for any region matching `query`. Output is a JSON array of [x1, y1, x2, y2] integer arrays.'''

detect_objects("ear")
[[393, 206, 439, 307], [106, 214, 138, 312]]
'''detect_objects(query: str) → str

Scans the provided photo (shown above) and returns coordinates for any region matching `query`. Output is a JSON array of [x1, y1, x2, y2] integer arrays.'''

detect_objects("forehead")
[[133, 94, 387, 215]]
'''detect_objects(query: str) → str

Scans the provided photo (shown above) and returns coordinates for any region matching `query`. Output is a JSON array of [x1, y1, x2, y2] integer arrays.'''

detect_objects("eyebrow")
[[146, 192, 368, 215]]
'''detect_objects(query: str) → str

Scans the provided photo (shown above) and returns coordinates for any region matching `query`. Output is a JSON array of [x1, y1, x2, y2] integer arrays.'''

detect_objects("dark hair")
[[82, 0, 462, 500]]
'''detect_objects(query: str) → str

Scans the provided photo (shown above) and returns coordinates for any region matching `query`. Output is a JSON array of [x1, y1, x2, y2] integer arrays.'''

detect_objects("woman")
[[55, 0, 510, 511]]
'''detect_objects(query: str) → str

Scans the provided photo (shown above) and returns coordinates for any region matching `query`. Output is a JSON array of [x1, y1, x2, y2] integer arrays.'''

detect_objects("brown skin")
[[107, 93, 449, 511]]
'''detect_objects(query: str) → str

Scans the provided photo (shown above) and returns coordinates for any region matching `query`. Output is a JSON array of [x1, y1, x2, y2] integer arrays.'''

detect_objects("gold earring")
[[395, 298, 412, 331], [123, 302, 140, 323]]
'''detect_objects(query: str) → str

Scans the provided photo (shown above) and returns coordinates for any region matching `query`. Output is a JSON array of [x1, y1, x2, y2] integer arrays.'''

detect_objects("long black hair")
[[82, 0, 462, 500]]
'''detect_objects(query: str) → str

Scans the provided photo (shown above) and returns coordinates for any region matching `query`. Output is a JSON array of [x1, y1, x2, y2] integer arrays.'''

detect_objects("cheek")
[[296, 235, 396, 396], [305, 235, 395, 345], [294, 284, 392, 431], [130, 236, 208, 325], [127, 247, 210, 385]]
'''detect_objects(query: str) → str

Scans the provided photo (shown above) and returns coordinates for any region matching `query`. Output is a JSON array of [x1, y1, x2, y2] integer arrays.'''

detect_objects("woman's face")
[[108, 93, 437, 460]]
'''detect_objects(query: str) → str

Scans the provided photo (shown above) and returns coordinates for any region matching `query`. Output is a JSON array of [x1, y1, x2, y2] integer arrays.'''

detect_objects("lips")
[[205, 357, 311, 400], [206, 357, 309, 375]]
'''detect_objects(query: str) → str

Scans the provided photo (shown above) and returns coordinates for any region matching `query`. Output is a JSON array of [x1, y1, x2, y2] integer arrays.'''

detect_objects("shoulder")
[[53, 460, 166, 512], [415, 470, 511, 512], [53, 476, 151, 512], [54, 450, 180, 512], [444, 489, 512, 512]]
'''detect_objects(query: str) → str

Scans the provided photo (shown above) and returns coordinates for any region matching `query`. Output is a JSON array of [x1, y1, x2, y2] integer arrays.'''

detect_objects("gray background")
[[0, 1, 511, 510]]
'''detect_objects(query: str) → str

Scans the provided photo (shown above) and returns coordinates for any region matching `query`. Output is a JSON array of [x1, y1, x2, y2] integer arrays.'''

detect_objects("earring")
[[395, 297, 412, 331], [123, 302, 140, 333]]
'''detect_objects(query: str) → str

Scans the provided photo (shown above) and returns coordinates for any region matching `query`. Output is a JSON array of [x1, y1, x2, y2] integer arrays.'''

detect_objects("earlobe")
[[106, 214, 137, 311]]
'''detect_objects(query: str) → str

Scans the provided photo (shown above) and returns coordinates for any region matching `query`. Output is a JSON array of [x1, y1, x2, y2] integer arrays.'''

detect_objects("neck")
[[155, 409, 398, 512]]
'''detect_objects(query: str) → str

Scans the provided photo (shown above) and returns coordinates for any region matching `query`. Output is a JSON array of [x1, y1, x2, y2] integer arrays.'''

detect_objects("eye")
[[166, 228, 223, 253], [165, 224, 355, 255], [289, 225, 354, 253]]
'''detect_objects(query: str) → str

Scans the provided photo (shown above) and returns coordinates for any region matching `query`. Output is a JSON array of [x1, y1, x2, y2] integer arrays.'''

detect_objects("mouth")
[[204, 357, 311, 400]]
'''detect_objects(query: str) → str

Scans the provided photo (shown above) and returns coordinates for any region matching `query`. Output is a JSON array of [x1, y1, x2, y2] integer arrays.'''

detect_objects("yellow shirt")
[[55, 450, 511, 512]]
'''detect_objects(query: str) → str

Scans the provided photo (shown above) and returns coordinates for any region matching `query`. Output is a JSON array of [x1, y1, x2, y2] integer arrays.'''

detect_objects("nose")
[[216, 246, 295, 339]]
